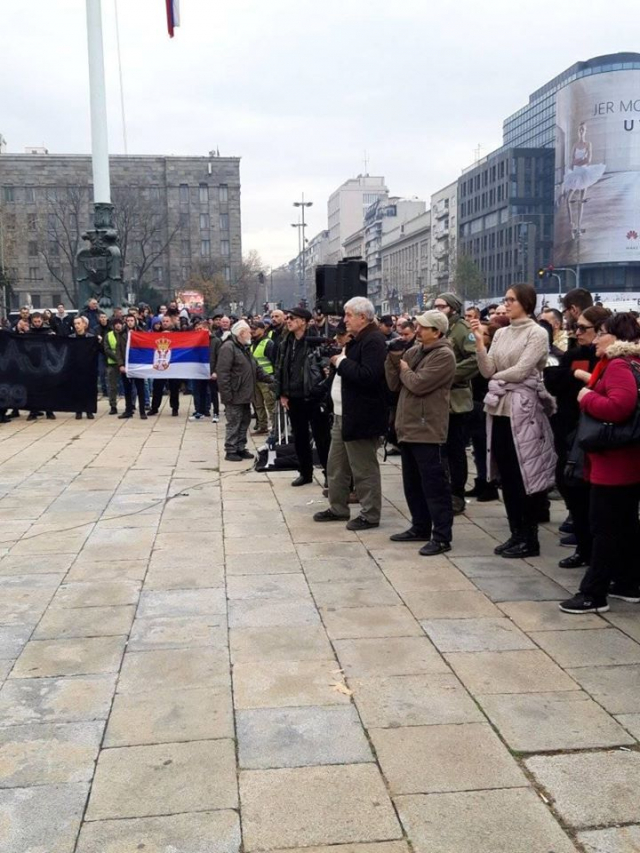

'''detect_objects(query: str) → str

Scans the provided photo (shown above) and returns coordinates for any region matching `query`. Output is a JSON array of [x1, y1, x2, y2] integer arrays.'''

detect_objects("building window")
[[4, 214, 16, 230], [69, 213, 78, 230], [220, 239, 230, 256], [150, 186, 160, 201], [181, 239, 190, 257], [199, 183, 209, 204], [199, 213, 210, 230], [51, 266, 61, 281], [49, 240, 59, 256], [218, 185, 228, 203], [219, 213, 229, 231], [25, 187, 35, 203], [181, 265, 190, 281], [47, 213, 56, 232], [224, 265, 231, 282], [47, 187, 57, 202], [31, 295, 41, 309], [27, 213, 37, 231], [3, 186, 15, 202], [200, 239, 211, 257], [179, 183, 189, 204], [52, 293, 61, 305], [28, 266, 39, 280], [28, 240, 38, 257], [154, 267, 164, 283]]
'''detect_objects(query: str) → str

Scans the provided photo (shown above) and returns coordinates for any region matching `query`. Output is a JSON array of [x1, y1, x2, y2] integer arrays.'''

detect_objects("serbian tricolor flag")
[[166, 0, 180, 37], [126, 331, 210, 380]]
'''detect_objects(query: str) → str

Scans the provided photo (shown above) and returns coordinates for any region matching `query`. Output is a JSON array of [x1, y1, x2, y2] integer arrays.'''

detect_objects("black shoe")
[[464, 478, 483, 498], [386, 447, 401, 456], [558, 552, 588, 569], [238, 450, 254, 460], [140, 412, 148, 420], [225, 452, 243, 462], [313, 509, 350, 523], [87, 413, 95, 419], [291, 475, 313, 487], [494, 534, 518, 555], [346, 515, 379, 531], [0, 415, 10, 423], [501, 528, 540, 559], [118, 411, 133, 419], [109, 407, 117, 415], [390, 528, 431, 542], [477, 483, 500, 502], [147, 409, 159, 416], [559, 516, 573, 534], [559, 593, 609, 614], [452, 495, 466, 515], [8, 410, 20, 418], [560, 533, 577, 548], [26, 413, 38, 421], [419, 540, 452, 556], [46, 412, 56, 420], [609, 585, 640, 603], [172, 409, 179, 416], [75, 413, 82, 420]]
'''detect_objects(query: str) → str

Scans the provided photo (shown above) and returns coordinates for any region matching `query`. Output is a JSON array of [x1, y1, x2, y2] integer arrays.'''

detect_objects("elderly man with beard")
[[217, 320, 274, 462]]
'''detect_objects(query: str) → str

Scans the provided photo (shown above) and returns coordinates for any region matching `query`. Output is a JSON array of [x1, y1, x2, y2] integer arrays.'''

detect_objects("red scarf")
[[587, 357, 609, 389]]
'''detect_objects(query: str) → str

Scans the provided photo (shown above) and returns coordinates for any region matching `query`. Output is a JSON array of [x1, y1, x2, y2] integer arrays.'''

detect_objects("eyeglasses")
[[575, 324, 594, 333], [503, 297, 518, 304], [433, 303, 448, 309], [595, 329, 611, 338]]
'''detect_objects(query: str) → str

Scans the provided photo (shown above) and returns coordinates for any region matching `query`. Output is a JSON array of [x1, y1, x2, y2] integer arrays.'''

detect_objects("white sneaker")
[[211, 415, 219, 423], [189, 413, 204, 421]]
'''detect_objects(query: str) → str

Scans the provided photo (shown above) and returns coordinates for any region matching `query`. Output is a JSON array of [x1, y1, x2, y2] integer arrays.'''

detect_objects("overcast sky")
[[1, 0, 634, 267]]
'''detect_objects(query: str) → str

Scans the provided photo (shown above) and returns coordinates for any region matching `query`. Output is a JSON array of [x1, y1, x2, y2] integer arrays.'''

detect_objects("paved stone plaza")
[[0, 400, 639, 852]]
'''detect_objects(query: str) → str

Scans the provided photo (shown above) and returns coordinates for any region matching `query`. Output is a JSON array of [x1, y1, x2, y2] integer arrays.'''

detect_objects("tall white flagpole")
[[85, 0, 111, 204]]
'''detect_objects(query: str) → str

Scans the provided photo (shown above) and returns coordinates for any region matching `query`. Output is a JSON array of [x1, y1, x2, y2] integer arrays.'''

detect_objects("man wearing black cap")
[[378, 315, 399, 342], [275, 307, 330, 486]]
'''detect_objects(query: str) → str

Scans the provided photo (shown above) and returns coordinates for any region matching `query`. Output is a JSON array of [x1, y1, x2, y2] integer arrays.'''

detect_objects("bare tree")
[[232, 249, 264, 313], [112, 186, 182, 296], [185, 259, 228, 313], [37, 186, 89, 306]]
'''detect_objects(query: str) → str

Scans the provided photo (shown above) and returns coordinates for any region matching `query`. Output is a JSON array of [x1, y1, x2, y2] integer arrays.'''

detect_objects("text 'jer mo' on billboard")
[[554, 69, 640, 266]]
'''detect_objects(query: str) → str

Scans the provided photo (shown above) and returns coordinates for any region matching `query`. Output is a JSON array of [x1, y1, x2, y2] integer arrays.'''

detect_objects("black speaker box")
[[315, 259, 367, 314]]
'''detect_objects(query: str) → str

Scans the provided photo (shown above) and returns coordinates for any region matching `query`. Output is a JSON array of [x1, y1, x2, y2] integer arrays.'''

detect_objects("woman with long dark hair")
[[470, 284, 556, 558], [560, 312, 640, 614]]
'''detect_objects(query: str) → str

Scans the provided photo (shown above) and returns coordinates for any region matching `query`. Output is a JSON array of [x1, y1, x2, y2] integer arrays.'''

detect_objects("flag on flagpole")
[[165, 0, 180, 38], [126, 331, 210, 380]]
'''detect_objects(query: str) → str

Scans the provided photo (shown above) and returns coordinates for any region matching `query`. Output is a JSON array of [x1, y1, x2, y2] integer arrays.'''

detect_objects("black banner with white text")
[[0, 333, 99, 413]]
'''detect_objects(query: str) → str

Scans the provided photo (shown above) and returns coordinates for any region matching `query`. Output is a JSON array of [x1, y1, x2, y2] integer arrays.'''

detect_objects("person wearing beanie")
[[433, 292, 479, 512], [385, 310, 457, 555], [217, 320, 274, 461]]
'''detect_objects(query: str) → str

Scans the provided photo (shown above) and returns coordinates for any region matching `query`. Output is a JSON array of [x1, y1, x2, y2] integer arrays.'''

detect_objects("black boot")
[[501, 526, 540, 559], [477, 481, 500, 502], [494, 533, 518, 555]]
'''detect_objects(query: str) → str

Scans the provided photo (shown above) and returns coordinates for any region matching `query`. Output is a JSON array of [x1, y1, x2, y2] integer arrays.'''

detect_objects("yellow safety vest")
[[106, 330, 118, 365], [251, 337, 274, 374]]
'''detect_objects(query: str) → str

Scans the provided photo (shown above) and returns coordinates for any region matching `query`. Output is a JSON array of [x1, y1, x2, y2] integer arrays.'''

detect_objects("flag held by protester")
[[166, 0, 180, 37], [126, 331, 209, 380]]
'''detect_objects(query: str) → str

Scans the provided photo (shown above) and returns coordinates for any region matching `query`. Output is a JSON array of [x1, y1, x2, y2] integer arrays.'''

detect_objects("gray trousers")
[[328, 415, 382, 523], [225, 403, 251, 453]]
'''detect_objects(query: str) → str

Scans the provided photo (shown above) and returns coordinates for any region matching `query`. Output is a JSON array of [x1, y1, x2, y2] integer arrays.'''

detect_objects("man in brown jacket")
[[385, 310, 456, 556]]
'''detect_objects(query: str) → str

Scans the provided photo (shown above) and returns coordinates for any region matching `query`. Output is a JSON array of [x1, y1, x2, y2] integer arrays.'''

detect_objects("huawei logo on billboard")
[[627, 230, 638, 240]]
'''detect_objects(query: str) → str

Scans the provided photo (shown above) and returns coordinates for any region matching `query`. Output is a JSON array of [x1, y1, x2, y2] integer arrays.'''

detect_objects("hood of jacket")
[[606, 340, 640, 360]]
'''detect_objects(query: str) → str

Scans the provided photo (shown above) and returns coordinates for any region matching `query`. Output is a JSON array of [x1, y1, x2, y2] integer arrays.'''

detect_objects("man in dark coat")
[[313, 297, 387, 530], [217, 320, 273, 461]]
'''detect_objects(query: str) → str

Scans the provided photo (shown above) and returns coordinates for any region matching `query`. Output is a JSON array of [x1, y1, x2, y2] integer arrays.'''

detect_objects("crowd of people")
[[2, 285, 640, 616]]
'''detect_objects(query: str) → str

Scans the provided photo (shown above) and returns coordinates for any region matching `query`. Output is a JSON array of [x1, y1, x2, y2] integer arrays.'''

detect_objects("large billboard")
[[554, 70, 640, 266]]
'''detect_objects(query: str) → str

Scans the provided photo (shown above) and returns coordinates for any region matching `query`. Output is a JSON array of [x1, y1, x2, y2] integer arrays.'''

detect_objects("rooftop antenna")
[[363, 149, 369, 176], [474, 143, 484, 163]]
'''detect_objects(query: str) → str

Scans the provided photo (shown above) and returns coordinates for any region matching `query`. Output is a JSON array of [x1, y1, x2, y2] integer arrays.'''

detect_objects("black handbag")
[[577, 360, 640, 452]]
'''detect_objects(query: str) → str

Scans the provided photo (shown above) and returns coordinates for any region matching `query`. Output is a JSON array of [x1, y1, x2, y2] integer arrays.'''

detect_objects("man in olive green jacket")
[[434, 292, 478, 513]]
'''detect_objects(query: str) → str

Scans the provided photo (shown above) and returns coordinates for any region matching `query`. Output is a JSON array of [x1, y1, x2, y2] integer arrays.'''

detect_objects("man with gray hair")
[[217, 320, 273, 461], [313, 296, 388, 530]]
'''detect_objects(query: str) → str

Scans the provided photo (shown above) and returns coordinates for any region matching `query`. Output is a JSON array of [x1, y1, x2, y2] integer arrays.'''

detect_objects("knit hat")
[[436, 292, 462, 314], [415, 310, 449, 336], [231, 320, 250, 337]]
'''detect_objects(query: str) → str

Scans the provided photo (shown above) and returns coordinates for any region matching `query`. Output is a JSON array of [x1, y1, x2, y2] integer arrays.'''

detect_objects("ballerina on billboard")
[[562, 122, 606, 240]]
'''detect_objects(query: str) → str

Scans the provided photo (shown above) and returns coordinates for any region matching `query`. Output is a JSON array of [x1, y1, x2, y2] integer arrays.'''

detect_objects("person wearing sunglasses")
[[560, 312, 640, 613], [544, 306, 611, 570], [470, 283, 556, 559]]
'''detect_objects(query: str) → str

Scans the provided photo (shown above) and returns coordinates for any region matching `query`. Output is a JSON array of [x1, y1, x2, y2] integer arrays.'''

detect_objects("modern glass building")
[[459, 52, 640, 299]]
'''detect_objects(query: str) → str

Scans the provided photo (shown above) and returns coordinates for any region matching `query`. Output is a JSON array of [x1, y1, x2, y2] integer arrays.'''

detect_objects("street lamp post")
[[293, 193, 313, 304], [76, 0, 124, 312]]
